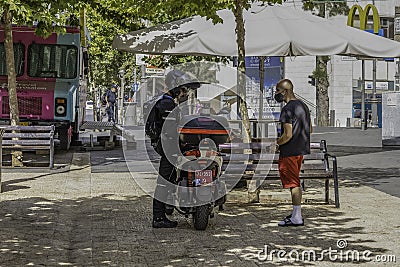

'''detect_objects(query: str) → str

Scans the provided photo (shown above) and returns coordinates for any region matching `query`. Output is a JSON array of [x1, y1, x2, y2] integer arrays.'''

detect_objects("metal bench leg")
[[49, 127, 55, 169], [325, 179, 329, 204], [0, 134, 2, 193], [332, 156, 340, 208], [109, 129, 115, 142], [333, 175, 339, 208], [49, 142, 54, 169]]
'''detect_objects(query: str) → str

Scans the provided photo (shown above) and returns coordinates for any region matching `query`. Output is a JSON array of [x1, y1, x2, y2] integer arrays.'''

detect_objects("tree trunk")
[[234, 0, 259, 202], [316, 56, 329, 126], [234, 0, 251, 143], [313, 4, 330, 127], [2, 8, 23, 167]]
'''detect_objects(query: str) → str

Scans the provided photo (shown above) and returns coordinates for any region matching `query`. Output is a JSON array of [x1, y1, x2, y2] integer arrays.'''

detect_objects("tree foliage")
[[135, 0, 283, 142], [0, 0, 84, 166], [302, 0, 349, 126], [2, 0, 285, 133]]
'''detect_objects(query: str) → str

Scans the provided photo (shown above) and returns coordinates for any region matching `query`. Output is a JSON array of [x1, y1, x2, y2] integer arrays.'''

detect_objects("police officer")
[[106, 84, 118, 123], [151, 70, 200, 228]]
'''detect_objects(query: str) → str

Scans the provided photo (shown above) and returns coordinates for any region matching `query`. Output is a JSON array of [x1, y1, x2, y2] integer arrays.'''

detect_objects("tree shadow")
[[1, 166, 89, 193], [327, 145, 400, 158], [1, 146, 74, 169], [0, 194, 391, 266], [338, 167, 400, 198], [115, 17, 198, 54]]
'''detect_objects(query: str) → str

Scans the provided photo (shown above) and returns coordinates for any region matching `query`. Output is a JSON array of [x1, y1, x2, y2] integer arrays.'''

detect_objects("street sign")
[[365, 81, 388, 90], [341, 56, 357, 61], [245, 56, 281, 68], [131, 83, 139, 92], [145, 67, 164, 76]]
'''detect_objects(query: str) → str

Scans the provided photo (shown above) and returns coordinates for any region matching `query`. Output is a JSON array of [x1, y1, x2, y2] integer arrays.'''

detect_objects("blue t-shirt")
[[279, 99, 311, 157]]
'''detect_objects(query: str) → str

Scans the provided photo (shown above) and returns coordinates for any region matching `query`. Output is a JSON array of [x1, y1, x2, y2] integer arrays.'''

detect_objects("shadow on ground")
[[338, 167, 400, 198], [327, 145, 400, 158], [0, 193, 389, 266]]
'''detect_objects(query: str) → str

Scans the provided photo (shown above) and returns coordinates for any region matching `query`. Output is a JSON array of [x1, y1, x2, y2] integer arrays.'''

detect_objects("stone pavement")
[[0, 127, 399, 266]]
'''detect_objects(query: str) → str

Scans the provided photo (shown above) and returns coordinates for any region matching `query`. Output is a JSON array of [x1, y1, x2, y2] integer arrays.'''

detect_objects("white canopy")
[[112, 3, 400, 58]]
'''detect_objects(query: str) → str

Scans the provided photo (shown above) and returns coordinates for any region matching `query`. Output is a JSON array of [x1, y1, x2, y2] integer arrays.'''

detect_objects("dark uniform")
[[152, 93, 180, 227], [106, 89, 117, 123], [149, 69, 200, 228]]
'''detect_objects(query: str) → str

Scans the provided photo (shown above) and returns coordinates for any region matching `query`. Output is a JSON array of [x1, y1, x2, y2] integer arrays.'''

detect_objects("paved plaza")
[[0, 127, 399, 266]]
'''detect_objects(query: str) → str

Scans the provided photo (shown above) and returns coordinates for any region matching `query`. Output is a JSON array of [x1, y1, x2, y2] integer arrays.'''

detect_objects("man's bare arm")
[[277, 123, 293, 146]]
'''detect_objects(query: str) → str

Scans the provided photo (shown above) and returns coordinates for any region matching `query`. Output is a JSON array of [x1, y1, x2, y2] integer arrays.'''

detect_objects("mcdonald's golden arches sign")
[[347, 4, 380, 34]]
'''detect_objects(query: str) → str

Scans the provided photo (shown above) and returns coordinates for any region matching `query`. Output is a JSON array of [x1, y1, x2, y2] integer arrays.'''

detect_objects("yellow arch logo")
[[347, 4, 380, 34]]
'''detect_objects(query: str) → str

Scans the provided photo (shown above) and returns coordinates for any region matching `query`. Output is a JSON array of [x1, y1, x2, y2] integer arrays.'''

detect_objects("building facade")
[[283, 0, 399, 127]]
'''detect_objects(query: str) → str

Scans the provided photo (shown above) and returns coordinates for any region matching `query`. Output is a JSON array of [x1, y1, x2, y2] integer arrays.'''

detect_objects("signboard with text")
[[145, 67, 164, 76], [395, 17, 400, 34]]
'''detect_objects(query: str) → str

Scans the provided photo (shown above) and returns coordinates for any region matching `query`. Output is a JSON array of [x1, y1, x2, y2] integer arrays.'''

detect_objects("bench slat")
[[220, 172, 333, 180], [219, 142, 273, 150], [2, 140, 51, 146], [221, 163, 327, 172], [2, 126, 54, 131], [3, 133, 53, 139], [2, 146, 52, 150], [1, 125, 56, 169], [304, 153, 325, 160], [222, 152, 325, 162], [219, 141, 324, 151], [222, 168, 331, 175], [222, 154, 277, 161]]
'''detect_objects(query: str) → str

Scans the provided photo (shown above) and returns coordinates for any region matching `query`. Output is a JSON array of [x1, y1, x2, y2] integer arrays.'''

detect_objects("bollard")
[[363, 110, 368, 130], [329, 110, 335, 127], [90, 133, 94, 148], [0, 128, 4, 193], [346, 117, 351, 128]]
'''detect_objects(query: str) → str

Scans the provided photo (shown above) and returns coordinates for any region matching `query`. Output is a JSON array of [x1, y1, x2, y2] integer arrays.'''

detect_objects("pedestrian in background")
[[274, 78, 311, 227], [106, 84, 118, 123]]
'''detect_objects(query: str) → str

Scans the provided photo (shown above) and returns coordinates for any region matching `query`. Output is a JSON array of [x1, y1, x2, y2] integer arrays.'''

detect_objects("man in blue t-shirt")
[[274, 79, 311, 227]]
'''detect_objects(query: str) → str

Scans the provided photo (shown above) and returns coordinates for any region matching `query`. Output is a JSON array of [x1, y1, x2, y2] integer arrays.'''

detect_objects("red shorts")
[[278, 155, 303, 189]]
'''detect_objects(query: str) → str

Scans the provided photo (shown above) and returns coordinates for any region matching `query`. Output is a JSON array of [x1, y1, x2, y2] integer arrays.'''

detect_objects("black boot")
[[152, 217, 178, 228]]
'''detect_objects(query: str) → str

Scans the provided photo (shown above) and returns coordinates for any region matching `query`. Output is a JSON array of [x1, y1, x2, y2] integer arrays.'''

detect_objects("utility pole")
[[258, 56, 265, 124], [133, 67, 137, 101], [395, 7, 400, 91], [371, 59, 378, 127], [361, 60, 366, 130], [371, 0, 377, 127], [140, 64, 147, 124], [118, 69, 126, 124]]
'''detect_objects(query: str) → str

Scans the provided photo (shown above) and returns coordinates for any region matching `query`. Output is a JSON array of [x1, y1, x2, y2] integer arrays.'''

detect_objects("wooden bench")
[[219, 140, 339, 208], [1, 125, 55, 169], [80, 121, 127, 150]]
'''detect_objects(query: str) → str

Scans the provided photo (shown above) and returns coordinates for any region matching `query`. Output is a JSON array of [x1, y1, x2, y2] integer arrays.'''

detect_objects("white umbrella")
[[112, 3, 400, 58]]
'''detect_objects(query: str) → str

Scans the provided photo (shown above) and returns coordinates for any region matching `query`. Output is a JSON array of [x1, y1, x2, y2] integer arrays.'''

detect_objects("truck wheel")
[[193, 205, 210, 230]]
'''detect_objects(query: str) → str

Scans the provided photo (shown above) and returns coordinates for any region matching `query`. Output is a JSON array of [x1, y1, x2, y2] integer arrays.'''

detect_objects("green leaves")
[[301, 0, 349, 18], [0, 0, 83, 37]]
